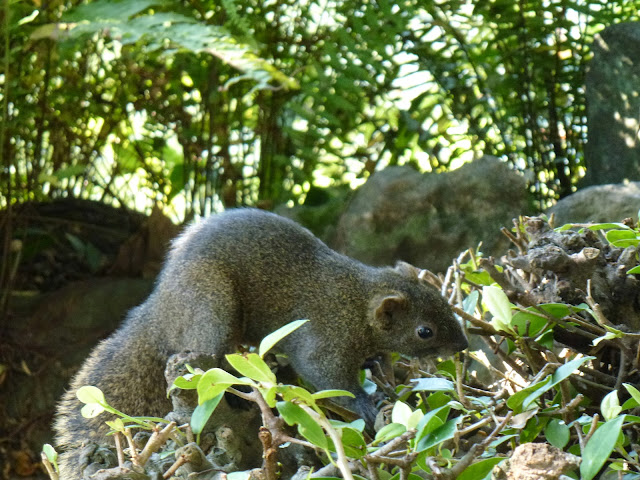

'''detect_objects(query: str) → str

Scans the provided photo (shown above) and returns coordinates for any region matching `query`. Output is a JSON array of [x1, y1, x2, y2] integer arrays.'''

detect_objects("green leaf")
[[391, 401, 413, 427], [415, 405, 450, 444], [463, 290, 480, 314], [279, 385, 316, 406], [226, 353, 276, 384], [264, 386, 278, 408], [172, 373, 201, 391], [276, 401, 328, 449], [196, 368, 253, 404], [457, 457, 505, 480], [627, 265, 640, 274], [374, 423, 406, 444], [105, 418, 125, 432], [605, 229, 639, 248], [585, 223, 631, 231], [329, 427, 367, 459], [259, 319, 309, 358], [593, 330, 623, 346], [482, 286, 514, 333], [63, 0, 162, 22], [312, 389, 355, 400], [511, 303, 573, 337], [545, 418, 570, 449], [81, 403, 105, 418], [580, 416, 625, 480], [601, 391, 622, 421], [191, 393, 224, 435], [623, 383, 640, 406], [411, 377, 455, 392], [42, 444, 58, 471], [416, 417, 460, 452], [507, 356, 593, 413], [76, 386, 106, 405]]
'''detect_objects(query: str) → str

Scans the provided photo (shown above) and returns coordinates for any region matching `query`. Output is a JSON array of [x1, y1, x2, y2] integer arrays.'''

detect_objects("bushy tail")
[[57, 448, 86, 480]]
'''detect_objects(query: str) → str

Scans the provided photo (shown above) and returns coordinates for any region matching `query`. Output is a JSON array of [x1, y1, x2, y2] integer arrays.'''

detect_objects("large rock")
[[584, 22, 640, 186], [547, 181, 640, 225], [333, 157, 532, 272]]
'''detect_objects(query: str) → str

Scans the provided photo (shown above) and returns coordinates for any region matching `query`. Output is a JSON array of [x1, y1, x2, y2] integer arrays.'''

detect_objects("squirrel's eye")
[[416, 326, 433, 339]]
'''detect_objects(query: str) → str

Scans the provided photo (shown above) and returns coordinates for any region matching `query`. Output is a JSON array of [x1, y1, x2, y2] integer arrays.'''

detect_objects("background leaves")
[[4, 0, 640, 219]]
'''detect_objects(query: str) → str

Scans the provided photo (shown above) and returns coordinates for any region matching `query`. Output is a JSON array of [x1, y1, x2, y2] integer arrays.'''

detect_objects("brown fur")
[[54, 208, 467, 478]]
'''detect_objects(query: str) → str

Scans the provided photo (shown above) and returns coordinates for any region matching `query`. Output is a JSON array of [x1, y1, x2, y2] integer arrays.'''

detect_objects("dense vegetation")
[[4, 1, 640, 479], [3, 0, 640, 220], [41, 217, 640, 480]]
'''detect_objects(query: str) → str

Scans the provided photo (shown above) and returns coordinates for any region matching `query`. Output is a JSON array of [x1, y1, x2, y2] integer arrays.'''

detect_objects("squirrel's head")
[[369, 261, 468, 358]]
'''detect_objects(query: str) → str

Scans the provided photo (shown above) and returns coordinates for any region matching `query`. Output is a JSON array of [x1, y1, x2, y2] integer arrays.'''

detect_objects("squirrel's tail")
[[57, 447, 85, 480]]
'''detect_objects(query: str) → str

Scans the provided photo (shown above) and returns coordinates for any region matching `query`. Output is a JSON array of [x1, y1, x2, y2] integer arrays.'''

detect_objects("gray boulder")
[[547, 182, 640, 225], [584, 22, 640, 186], [333, 156, 532, 272]]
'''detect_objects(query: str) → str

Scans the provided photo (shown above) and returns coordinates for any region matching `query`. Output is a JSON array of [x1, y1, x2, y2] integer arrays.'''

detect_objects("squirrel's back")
[[153, 208, 370, 343]]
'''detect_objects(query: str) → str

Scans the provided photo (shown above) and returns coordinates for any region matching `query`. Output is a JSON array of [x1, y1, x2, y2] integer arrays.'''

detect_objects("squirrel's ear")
[[394, 261, 420, 279], [371, 294, 407, 329]]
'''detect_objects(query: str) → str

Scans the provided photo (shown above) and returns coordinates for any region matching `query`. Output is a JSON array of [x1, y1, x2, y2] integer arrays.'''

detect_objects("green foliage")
[[41, 443, 59, 473], [76, 385, 167, 429], [5, 0, 640, 217]]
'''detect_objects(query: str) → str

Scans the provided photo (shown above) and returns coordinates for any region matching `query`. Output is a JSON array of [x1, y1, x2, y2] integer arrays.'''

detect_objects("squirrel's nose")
[[452, 330, 469, 352]]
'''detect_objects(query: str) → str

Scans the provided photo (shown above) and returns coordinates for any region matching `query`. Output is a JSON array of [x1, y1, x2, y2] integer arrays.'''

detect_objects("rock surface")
[[333, 156, 532, 272], [547, 181, 640, 225], [584, 22, 640, 186], [492, 443, 581, 480]]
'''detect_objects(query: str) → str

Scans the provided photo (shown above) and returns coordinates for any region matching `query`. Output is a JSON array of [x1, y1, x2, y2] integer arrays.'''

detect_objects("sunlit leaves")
[[580, 416, 625, 480]]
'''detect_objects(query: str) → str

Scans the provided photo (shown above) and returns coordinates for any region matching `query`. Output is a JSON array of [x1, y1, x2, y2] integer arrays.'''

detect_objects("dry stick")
[[582, 413, 600, 449], [367, 429, 417, 459], [538, 394, 584, 418], [366, 462, 381, 480], [578, 365, 617, 388], [258, 427, 279, 480], [439, 411, 514, 480], [229, 387, 317, 450], [163, 454, 187, 479], [452, 261, 472, 395], [122, 428, 139, 466], [40, 452, 59, 480], [477, 257, 516, 293], [137, 422, 177, 466], [184, 424, 195, 444], [585, 279, 614, 328], [364, 430, 417, 480], [615, 348, 629, 392], [457, 416, 495, 437], [512, 305, 604, 338], [480, 334, 531, 385], [451, 305, 505, 338], [114, 431, 125, 467], [455, 355, 472, 410]]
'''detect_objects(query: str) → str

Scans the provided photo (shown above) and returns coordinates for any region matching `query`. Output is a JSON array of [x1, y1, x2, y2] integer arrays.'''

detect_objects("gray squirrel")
[[54, 208, 468, 478]]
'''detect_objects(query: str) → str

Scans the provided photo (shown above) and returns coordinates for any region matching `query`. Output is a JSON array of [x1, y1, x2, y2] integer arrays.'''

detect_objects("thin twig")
[[122, 428, 139, 465], [582, 414, 600, 448], [137, 422, 177, 466], [440, 411, 514, 480], [163, 454, 187, 479], [114, 431, 125, 467], [40, 452, 59, 480]]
